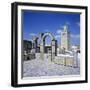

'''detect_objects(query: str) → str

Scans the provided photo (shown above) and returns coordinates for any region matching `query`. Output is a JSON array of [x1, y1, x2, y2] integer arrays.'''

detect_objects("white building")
[[61, 25, 70, 51]]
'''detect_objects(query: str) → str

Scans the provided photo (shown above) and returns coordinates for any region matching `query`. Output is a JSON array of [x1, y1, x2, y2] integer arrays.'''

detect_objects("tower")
[[61, 25, 70, 51]]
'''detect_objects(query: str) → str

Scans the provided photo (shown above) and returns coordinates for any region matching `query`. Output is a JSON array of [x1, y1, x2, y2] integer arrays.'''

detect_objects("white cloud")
[[45, 44, 51, 46], [71, 34, 80, 39], [55, 35, 60, 39], [55, 29, 62, 39], [56, 29, 62, 34], [29, 33, 36, 36], [77, 22, 80, 27]]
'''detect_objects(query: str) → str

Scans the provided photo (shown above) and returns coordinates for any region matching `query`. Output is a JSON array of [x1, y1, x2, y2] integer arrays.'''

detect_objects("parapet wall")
[[54, 55, 76, 67]]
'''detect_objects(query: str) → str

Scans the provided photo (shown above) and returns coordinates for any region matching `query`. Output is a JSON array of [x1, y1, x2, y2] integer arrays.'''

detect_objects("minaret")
[[61, 25, 70, 51]]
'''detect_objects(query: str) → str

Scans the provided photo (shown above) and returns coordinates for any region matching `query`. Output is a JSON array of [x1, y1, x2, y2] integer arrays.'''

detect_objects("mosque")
[[23, 25, 80, 67]]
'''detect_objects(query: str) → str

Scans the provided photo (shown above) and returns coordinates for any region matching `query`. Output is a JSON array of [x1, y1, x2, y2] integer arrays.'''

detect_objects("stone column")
[[32, 36, 39, 53], [51, 40, 56, 61], [34, 39, 38, 53], [40, 40, 45, 60], [55, 40, 57, 56], [32, 41, 35, 53]]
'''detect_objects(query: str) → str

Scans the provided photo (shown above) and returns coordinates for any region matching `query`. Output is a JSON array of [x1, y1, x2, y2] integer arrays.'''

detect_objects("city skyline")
[[22, 10, 80, 46]]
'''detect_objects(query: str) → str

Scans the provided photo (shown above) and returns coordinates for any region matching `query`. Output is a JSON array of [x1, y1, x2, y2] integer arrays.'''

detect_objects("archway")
[[40, 32, 57, 60]]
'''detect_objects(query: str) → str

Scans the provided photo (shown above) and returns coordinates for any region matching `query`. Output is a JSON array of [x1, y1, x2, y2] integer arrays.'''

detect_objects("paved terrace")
[[23, 54, 80, 77]]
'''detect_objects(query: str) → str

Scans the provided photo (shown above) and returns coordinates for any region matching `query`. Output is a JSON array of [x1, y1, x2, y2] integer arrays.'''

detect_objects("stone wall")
[[54, 56, 74, 67]]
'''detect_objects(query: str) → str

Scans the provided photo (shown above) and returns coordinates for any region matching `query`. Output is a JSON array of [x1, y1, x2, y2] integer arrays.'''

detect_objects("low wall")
[[54, 55, 74, 67]]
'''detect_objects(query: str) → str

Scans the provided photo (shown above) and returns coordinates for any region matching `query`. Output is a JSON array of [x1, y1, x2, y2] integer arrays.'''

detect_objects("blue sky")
[[22, 11, 80, 46]]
